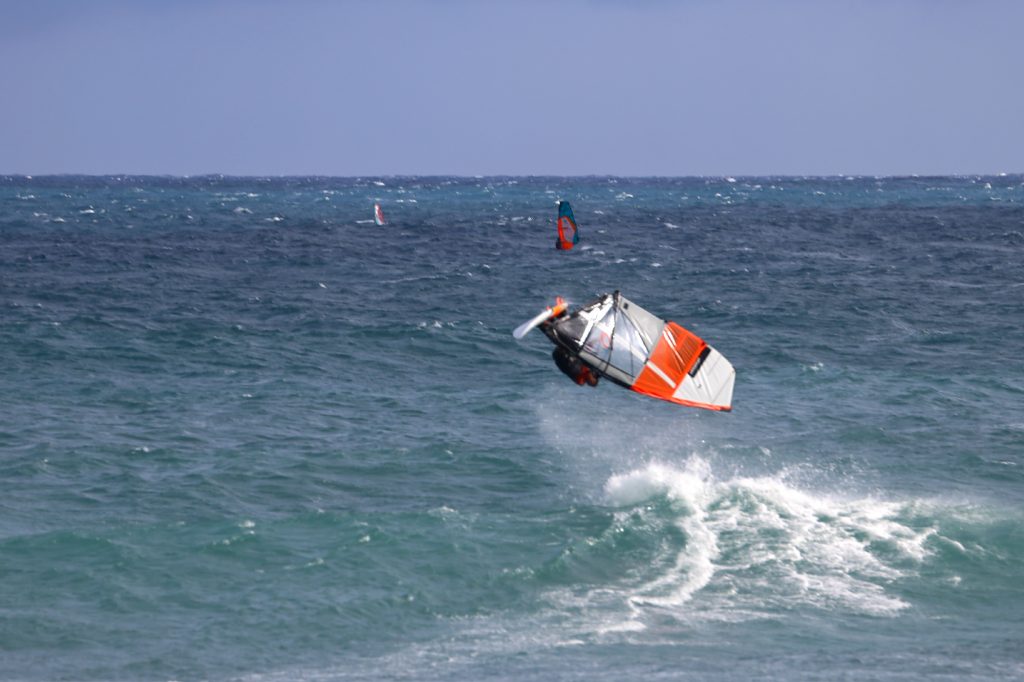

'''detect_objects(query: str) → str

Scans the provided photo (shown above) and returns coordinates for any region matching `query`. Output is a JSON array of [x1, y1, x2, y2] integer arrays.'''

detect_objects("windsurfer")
[[552, 346, 599, 387]]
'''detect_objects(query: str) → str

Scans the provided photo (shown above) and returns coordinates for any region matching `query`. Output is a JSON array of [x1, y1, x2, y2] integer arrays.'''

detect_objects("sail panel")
[[618, 295, 665, 349], [556, 200, 579, 250], [580, 305, 651, 381], [632, 322, 704, 395], [671, 346, 735, 410], [631, 322, 734, 411]]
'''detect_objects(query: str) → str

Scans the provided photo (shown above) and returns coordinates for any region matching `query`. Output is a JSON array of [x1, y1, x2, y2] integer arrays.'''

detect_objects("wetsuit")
[[552, 346, 598, 386]]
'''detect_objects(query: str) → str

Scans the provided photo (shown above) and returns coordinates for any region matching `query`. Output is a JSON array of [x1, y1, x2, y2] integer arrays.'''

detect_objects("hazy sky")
[[2, 0, 1022, 176]]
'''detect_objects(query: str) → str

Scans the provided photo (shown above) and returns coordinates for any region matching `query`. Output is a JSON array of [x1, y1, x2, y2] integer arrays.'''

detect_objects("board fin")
[[513, 297, 568, 339]]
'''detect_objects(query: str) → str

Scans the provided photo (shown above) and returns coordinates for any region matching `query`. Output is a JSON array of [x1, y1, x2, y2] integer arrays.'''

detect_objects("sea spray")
[[597, 457, 930, 617]]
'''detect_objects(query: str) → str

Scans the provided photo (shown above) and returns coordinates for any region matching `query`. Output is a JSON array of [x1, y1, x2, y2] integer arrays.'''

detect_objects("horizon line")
[[4, 172, 1022, 180]]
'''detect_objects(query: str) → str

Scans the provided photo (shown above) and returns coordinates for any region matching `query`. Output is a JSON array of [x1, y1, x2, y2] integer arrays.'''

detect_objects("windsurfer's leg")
[[553, 347, 588, 385]]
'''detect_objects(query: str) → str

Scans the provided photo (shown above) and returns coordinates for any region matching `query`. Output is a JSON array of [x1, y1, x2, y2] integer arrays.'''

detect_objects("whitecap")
[[599, 458, 926, 617]]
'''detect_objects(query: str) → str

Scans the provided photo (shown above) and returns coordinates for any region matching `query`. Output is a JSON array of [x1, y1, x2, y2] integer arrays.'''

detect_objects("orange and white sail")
[[373, 203, 386, 226], [523, 292, 735, 411]]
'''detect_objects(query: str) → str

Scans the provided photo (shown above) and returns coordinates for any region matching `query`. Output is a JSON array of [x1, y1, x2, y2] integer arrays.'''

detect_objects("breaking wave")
[[611, 458, 926, 611], [538, 455, 957, 637]]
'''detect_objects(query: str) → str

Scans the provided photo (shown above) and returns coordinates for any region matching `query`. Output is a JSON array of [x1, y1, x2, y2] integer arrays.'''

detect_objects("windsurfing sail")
[[374, 203, 386, 226], [526, 291, 735, 411], [555, 200, 579, 250]]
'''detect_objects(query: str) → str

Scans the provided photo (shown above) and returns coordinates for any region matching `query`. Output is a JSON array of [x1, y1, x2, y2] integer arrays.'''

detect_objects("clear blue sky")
[[2, 0, 1021, 176]]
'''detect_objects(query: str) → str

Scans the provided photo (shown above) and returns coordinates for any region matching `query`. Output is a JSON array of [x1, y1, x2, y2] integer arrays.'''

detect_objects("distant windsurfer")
[[555, 200, 579, 250], [552, 346, 599, 387]]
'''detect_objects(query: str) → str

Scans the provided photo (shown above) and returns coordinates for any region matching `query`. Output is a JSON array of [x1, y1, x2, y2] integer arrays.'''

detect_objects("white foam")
[[597, 458, 923, 618], [604, 460, 719, 608], [530, 398, 948, 633]]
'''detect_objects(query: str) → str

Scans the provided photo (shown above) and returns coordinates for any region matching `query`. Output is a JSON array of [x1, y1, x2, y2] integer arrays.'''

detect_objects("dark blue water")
[[2, 175, 1023, 680]]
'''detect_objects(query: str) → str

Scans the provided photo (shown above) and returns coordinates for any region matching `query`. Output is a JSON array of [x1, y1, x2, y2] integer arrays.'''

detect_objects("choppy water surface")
[[1, 175, 1023, 680]]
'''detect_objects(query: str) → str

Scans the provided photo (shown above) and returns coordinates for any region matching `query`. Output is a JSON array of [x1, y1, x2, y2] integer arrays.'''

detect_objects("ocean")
[[1, 175, 1022, 681]]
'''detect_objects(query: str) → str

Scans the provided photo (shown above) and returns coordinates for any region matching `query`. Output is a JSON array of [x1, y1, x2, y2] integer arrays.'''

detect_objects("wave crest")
[[558, 457, 943, 627]]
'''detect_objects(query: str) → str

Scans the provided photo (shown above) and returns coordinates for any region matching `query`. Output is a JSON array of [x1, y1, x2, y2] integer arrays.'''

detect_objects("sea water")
[[1, 175, 1022, 680]]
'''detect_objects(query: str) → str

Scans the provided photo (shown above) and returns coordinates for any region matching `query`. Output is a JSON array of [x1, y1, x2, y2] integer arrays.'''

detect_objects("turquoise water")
[[1, 175, 1023, 680]]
